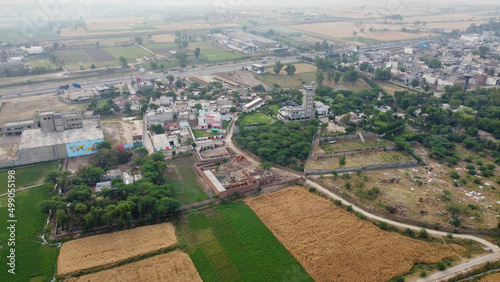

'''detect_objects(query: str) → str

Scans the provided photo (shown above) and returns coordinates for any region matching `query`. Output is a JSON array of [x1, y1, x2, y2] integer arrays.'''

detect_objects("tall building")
[[40, 110, 83, 132], [278, 81, 317, 121]]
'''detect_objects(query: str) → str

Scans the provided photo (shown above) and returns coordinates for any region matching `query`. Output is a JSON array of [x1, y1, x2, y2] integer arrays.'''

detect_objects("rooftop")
[[4, 119, 35, 127], [19, 119, 104, 150]]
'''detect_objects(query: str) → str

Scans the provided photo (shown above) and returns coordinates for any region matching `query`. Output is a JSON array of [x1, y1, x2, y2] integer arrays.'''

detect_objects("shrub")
[[487, 163, 497, 170], [419, 228, 428, 239], [405, 228, 415, 238], [476, 160, 484, 166], [343, 173, 350, 179], [420, 271, 427, 277], [447, 233, 453, 238], [333, 199, 342, 206], [345, 182, 352, 189], [356, 212, 366, 219], [482, 170, 494, 177], [464, 156, 473, 163], [394, 275, 405, 282], [451, 171, 460, 179], [474, 178, 482, 184], [468, 169, 477, 175], [386, 205, 397, 214], [466, 164, 476, 170], [346, 205, 353, 212], [308, 187, 317, 192], [437, 261, 446, 270], [378, 221, 389, 230]]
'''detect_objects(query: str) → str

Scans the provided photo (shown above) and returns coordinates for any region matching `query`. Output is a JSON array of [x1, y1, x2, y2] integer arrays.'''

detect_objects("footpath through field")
[[306, 179, 500, 282]]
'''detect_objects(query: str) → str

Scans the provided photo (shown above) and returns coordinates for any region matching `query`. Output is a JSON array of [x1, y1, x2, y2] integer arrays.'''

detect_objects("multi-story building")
[[40, 110, 83, 132], [278, 82, 316, 121], [1, 120, 37, 136]]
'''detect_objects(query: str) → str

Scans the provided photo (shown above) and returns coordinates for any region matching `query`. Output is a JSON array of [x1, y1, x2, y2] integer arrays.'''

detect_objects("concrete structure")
[[251, 64, 265, 74], [95, 181, 111, 193], [243, 98, 264, 112], [151, 133, 179, 152], [1, 119, 37, 136], [40, 110, 83, 132], [1, 119, 105, 168], [278, 82, 316, 121], [66, 88, 97, 102], [198, 110, 222, 129], [314, 101, 329, 116]]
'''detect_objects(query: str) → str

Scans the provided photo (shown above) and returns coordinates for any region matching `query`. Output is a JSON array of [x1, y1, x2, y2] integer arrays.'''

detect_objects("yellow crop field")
[[246, 187, 465, 282], [66, 251, 201, 282], [58, 223, 177, 276]]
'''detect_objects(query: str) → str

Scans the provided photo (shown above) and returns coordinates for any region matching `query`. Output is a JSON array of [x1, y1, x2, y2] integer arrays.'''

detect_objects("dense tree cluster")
[[38, 153, 180, 232], [234, 120, 319, 170]]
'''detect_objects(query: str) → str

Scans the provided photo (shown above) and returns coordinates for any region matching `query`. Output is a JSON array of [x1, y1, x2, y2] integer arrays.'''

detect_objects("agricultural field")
[[481, 272, 500, 282], [238, 112, 275, 125], [380, 82, 417, 97], [0, 24, 58, 41], [200, 49, 245, 61], [315, 143, 500, 230], [288, 22, 436, 43], [55, 49, 90, 64], [27, 57, 59, 69], [0, 94, 88, 126], [83, 48, 116, 62], [0, 184, 58, 282], [103, 46, 152, 63], [320, 136, 394, 154], [0, 162, 59, 194], [67, 251, 201, 282], [57, 223, 178, 276], [246, 187, 465, 281], [256, 71, 317, 89], [264, 62, 317, 75], [306, 150, 415, 170], [178, 202, 312, 281], [169, 156, 211, 205]]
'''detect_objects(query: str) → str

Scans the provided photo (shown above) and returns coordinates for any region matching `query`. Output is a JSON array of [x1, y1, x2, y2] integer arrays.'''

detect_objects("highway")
[[0, 40, 422, 99]]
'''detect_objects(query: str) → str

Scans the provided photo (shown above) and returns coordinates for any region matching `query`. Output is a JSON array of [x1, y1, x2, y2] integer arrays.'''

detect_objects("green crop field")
[[0, 25, 59, 41], [238, 112, 275, 125], [0, 184, 58, 281], [168, 157, 210, 205], [0, 162, 59, 194], [200, 49, 245, 61], [104, 46, 152, 62], [55, 49, 89, 64], [179, 202, 312, 281]]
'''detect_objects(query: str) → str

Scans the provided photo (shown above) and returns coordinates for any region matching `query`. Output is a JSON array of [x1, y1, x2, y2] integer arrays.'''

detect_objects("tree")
[[96, 42, 100, 48], [411, 79, 419, 88], [175, 79, 184, 88], [339, 155, 346, 168], [195, 103, 202, 110], [194, 47, 201, 59], [175, 53, 188, 68], [359, 62, 369, 72], [149, 124, 165, 134], [134, 36, 143, 45], [135, 147, 149, 157], [90, 64, 96, 69], [273, 61, 284, 75], [166, 75, 174, 84], [419, 228, 428, 239], [343, 70, 359, 84], [428, 58, 442, 69], [53, 42, 59, 50], [316, 71, 325, 87], [119, 56, 128, 67], [44, 171, 59, 183], [284, 63, 296, 76], [260, 162, 272, 170], [230, 106, 236, 113], [77, 166, 105, 185], [334, 72, 342, 84], [95, 141, 112, 151], [327, 71, 334, 84]]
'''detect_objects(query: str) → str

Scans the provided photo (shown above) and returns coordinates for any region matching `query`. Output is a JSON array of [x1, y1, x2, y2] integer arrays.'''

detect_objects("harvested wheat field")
[[66, 250, 201, 282], [481, 272, 500, 282], [58, 223, 177, 276], [245, 187, 465, 282]]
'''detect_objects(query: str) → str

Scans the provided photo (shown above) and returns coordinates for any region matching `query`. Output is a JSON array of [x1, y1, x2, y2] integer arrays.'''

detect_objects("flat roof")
[[19, 119, 104, 150], [4, 119, 35, 127], [204, 170, 226, 193], [244, 98, 263, 108], [151, 134, 172, 149]]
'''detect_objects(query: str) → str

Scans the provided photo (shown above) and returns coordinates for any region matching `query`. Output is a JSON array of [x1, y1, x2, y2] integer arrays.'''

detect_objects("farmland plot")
[[66, 251, 201, 282], [57, 223, 177, 276], [84, 48, 116, 62], [246, 187, 465, 282]]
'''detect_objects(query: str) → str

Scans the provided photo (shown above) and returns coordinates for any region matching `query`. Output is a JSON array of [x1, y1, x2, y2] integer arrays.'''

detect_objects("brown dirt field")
[[0, 143, 18, 162], [57, 223, 178, 276], [0, 94, 88, 126], [246, 187, 465, 282], [289, 22, 436, 41], [481, 272, 500, 282], [154, 22, 237, 31], [423, 21, 489, 31], [150, 33, 176, 43], [101, 119, 142, 145], [305, 150, 414, 170], [265, 63, 317, 75], [65, 250, 201, 282]]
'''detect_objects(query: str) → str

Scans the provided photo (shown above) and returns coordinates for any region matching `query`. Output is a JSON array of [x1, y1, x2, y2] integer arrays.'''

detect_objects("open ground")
[[167, 156, 212, 205], [57, 223, 177, 276], [0, 162, 59, 194], [246, 187, 466, 281], [319, 136, 394, 154], [305, 150, 414, 170], [0, 94, 88, 126], [66, 250, 201, 282], [101, 118, 142, 145]]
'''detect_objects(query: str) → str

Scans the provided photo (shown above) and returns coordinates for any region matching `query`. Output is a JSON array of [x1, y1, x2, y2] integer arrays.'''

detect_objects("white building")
[[243, 98, 264, 112], [314, 101, 329, 116]]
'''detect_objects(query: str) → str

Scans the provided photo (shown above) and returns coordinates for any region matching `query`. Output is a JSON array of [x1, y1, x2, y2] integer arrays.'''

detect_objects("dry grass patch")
[[57, 223, 177, 276], [306, 150, 414, 170], [66, 250, 201, 282], [481, 272, 500, 282], [246, 187, 465, 282]]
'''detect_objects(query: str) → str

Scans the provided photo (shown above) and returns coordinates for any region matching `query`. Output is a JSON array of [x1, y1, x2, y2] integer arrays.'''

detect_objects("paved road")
[[306, 179, 500, 282]]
